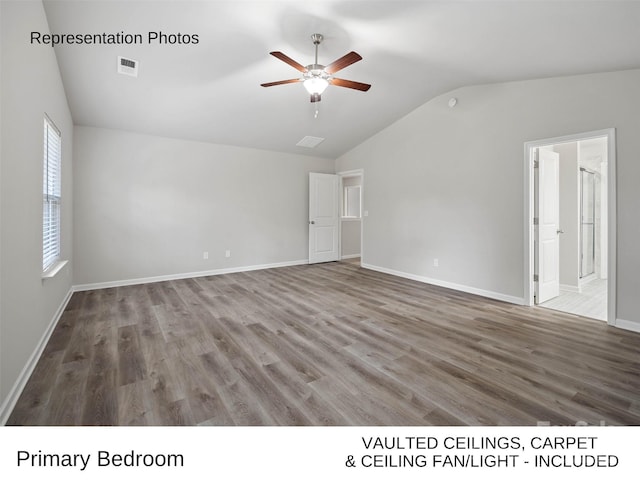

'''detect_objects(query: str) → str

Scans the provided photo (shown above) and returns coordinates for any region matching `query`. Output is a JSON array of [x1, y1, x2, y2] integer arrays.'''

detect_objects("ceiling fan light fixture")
[[303, 77, 329, 95]]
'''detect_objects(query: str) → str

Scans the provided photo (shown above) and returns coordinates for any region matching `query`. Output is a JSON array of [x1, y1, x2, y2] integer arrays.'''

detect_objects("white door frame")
[[523, 128, 616, 326], [337, 169, 364, 262]]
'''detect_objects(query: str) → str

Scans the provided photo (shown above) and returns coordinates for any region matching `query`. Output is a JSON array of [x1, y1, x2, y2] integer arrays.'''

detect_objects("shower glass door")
[[580, 168, 595, 278]]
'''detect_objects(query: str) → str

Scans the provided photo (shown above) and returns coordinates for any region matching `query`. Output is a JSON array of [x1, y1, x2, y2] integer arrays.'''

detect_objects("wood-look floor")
[[7, 261, 640, 426]]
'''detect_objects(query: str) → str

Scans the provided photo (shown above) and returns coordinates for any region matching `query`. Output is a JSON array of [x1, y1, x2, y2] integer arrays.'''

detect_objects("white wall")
[[0, 0, 74, 420], [556, 142, 579, 290], [336, 69, 640, 329], [73, 126, 334, 286]]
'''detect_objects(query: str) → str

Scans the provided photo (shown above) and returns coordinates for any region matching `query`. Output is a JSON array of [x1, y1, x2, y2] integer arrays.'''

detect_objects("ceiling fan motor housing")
[[304, 65, 329, 79]]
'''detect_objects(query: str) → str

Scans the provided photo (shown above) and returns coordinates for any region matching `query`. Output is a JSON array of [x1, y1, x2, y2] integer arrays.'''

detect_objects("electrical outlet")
[[225, 250, 231, 258], [363, 210, 369, 217], [433, 258, 439, 267], [203, 251, 208, 260]]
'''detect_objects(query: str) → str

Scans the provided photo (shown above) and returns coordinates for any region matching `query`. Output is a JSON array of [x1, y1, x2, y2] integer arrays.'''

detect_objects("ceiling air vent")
[[296, 136, 325, 148], [117, 56, 138, 77]]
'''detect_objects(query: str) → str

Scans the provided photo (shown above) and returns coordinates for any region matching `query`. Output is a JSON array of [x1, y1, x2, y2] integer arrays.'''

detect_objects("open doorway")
[[338, 169, 363, 266], [524, 129, 616, 324]]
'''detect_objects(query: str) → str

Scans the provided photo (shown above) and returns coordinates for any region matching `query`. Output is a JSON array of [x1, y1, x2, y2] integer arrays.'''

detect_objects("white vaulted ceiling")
[[42, 0, 640, 159]]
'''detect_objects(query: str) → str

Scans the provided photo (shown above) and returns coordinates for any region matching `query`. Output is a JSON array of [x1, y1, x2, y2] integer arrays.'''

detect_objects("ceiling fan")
[[261, 33, 371, 103]]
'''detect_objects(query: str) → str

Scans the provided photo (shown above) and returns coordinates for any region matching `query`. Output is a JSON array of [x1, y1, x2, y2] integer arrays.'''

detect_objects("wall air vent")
[[296, 136, 325, 148], [117, 56, 138, 77]]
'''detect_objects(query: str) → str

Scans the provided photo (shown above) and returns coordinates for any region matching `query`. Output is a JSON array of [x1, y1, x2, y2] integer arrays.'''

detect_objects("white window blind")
[[43, 115, 61, 272]]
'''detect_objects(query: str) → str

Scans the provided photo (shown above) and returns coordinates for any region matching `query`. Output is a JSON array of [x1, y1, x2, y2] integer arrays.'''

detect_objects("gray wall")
[[336, 69, 640, 328], [73, 126, 334, 286], [556, 142, 580, 290], [341, 220, 361, 258], [0, 0, 74, 418]]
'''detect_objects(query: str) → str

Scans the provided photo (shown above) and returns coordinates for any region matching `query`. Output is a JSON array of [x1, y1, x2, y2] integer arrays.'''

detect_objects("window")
[[43, 115, 61, 272], [343, 185, 361, 218]]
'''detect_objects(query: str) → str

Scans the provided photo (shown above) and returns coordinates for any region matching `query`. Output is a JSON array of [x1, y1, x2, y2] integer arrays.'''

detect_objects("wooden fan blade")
[[261, 78, 302, 87], [324, 51, 362, 74], [330, 77, 371, 92], [270, 51, 307, 73]]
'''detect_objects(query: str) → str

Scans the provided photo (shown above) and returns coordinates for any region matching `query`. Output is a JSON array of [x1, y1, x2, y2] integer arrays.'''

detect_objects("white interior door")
[[309, 173, 340, 264], [536, 148, 561, 303]]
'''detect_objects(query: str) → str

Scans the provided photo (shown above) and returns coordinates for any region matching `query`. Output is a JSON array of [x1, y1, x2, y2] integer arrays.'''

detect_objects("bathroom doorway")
[[524, 130, 615, 323]]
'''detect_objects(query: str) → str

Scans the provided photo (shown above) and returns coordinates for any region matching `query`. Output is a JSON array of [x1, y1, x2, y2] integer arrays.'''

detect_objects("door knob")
[[557, 229, 564, 234], [309, 220, 315, 225]]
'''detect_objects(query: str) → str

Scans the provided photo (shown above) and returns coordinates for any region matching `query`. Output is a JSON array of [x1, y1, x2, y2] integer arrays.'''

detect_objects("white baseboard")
[[341, 254, 361, 260], [361, 263, 525, 305], [73, 259, 309, 292], [615, 318, 640, 334], [560, 284, 581, 294], [580, 274, 597, 287], [0, 287, 74, 426]]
